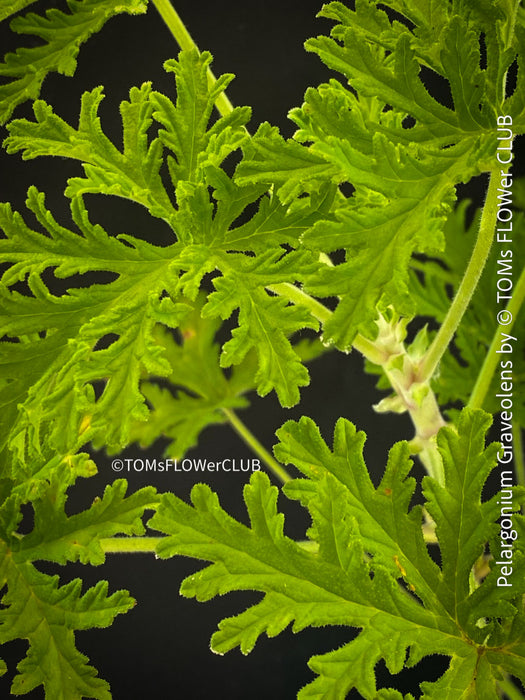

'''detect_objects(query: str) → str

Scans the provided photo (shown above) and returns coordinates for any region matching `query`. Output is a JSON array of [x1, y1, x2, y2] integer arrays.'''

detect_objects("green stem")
[[268, 282, 387, 365], [268, 283, 331, 324], [469, 263, 525, 409], [271, 285, 446, 479], [101, 537, 162, 554], [353, 334, 390, 366], [497, 676, 525, 700], [222, 408, 291, 483], [419, 171, 500, 383], [151, 0, 234, 118], [513, 420, 524, 490]]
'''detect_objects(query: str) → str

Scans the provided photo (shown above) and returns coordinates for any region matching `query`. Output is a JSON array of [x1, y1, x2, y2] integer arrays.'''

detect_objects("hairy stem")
[[152, 0, 234, 118], [419, 171, 500, 383], [222, 408, 291, 483], [514, 421, 524, 490], [270, 284, 446, 480], [497, 675, 525, 700], [268, 283, 331, 324], [101, 537, 162, 554], [269, 282, 388, 365], [469, 263, 525, 409]]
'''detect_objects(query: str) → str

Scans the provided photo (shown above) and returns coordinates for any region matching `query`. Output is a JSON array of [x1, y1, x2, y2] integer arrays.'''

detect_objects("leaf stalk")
[[469, 263, 525, 409], [151, 0, 234, 118], [222, 408, 292, 483], [419, 171, 500, 384], [497, 675, 525, 700]]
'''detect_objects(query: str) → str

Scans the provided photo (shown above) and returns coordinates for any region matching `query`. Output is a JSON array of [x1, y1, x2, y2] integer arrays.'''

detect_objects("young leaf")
[[151, 51, 251, 184], [5, 82, 178, 228], [2, 51, 327, 431], [4, 50, 251, 225]]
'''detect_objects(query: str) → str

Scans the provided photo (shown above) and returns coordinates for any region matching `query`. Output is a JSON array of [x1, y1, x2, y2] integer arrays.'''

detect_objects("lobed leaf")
[[129, 300, 256, 458], [150, 409, 525, 697], [0, 0, 148, 124], [0, 451, 157, 698], [0, 188, 186, 463], [0, 560, 129, 699], [151, 51, 251, 184], [5, 83, 178, 228], [237, 1, 524, 347], [1, 51, 328, 466]]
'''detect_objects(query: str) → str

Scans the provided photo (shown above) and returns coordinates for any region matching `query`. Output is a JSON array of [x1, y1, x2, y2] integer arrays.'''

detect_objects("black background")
[[0, 1, 508, 698]]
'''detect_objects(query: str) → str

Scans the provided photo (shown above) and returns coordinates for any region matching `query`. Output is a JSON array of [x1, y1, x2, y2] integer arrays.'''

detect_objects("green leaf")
[[0, 560, 129, 699], [129, 299, 255, 458], [2, 51, 325, 443], [0, 0, 148, 124], [164, 166, 326, 406], [5, 82, 178, 228], [150, 409, 525, 697], [237, 1, 524, 347], [4, 50, 251, 225], [306, 27, 458, 139], [236, 122, 340, 204], [422, 411, 502, 628], [310, 1, 519, 135], [151, 51, 251, 184], [276, 416, 444, 606], [18, 478, 159, 566], [0, 0, 37, 23], [0, 451, 157, 698], [201, 249, 318, 406], [0, 188, 185, 461], [298, 135, 465, 345], [151, 469, 459, 700], [317, 0, 449, 77]]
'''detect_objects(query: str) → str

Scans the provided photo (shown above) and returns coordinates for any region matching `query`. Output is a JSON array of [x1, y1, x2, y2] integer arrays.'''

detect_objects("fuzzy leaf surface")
[[1, 51, 329, 469], [236, 2, 524, 346], [150, 409, 525, 698], [0, 188, 185, 463], [0, 0, 148, 123], [0, 449, 157, 698], [0, 0, 37, 23]]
